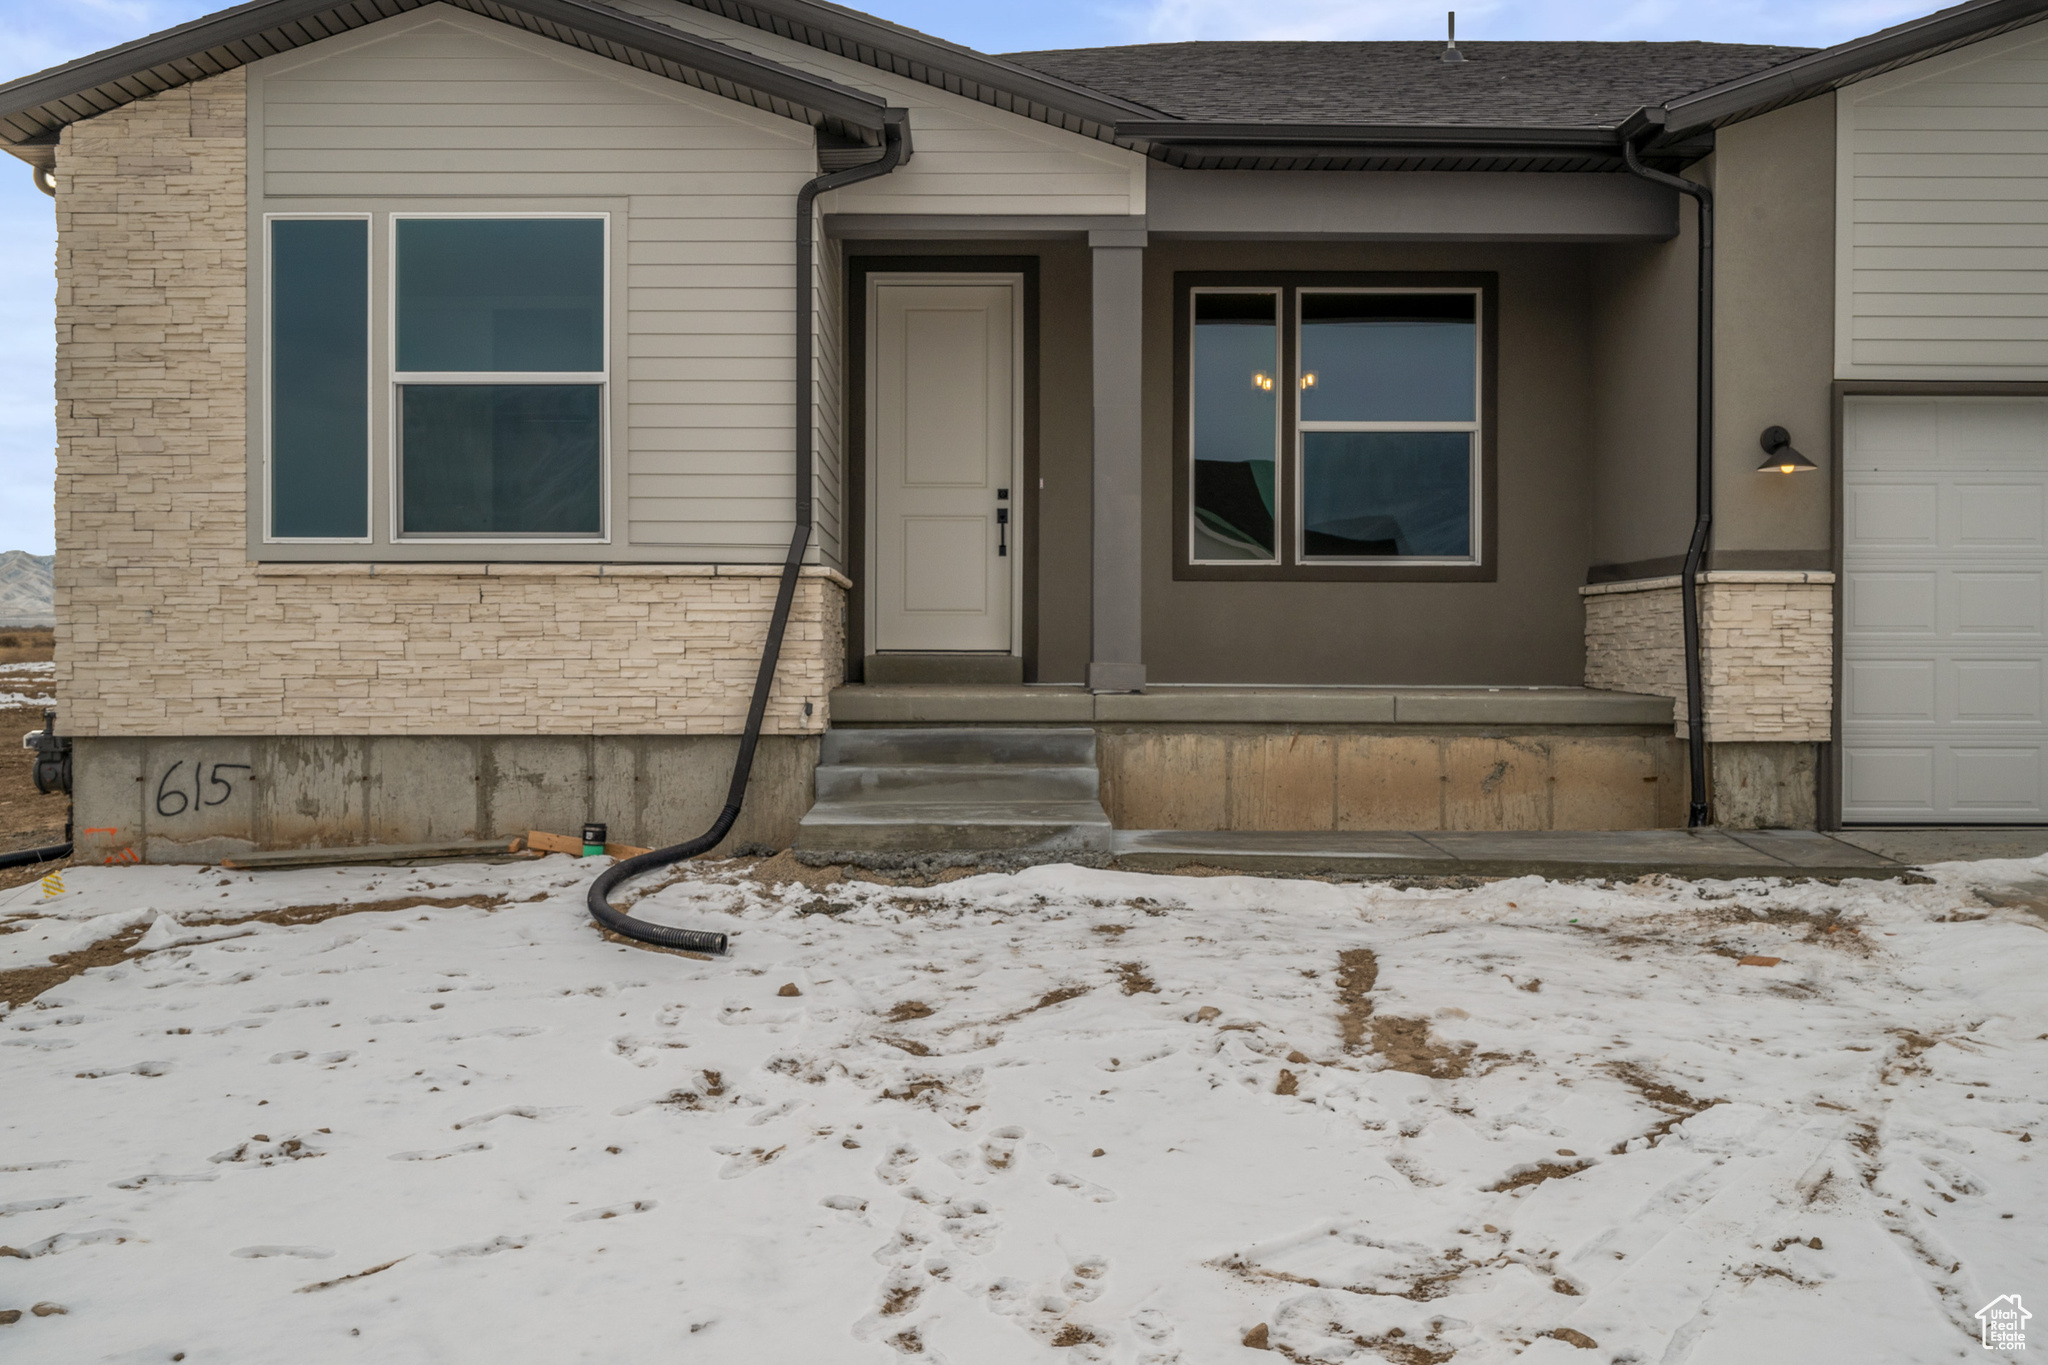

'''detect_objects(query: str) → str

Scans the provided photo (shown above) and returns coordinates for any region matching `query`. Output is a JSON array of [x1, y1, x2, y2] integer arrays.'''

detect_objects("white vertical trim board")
[[1838, 18, 2048, 379]]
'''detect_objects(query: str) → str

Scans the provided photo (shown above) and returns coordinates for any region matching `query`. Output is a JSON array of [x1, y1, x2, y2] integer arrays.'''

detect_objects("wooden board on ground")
[[526, 830, 653, 859], [222, 838, 528, 871]]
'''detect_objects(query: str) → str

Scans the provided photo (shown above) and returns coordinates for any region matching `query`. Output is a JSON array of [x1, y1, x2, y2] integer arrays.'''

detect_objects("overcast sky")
[[0, 0, 1933, 555]]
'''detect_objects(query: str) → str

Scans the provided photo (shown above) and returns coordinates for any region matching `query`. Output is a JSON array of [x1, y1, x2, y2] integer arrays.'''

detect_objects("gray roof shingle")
[[998, 41, 1817, 127]]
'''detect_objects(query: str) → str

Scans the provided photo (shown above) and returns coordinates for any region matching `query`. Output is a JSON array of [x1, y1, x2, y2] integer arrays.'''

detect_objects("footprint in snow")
[[388, 1141, 491, 1162], [985, 1277, 1031, 1316], [1047, 1171, 1118, 1203], [436, 1235, 528, 1257], [1063, 1256, 1110, 1304], [875, 1142, 919, 1187], [714, 1145, 785, 1179], [231, 1245, 334, 1259], [934, 1196, 1001, 1254], [568, 1200, 658, 1222], [821, 1194, 871, 1222], [981, 1125, 1024, 1172], [1130, 1307, 1184, 1365]]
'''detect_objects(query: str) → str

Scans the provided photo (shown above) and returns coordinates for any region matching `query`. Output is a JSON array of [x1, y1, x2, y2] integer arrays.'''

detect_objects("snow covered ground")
[[0, 660, 55, 708], [1, 855, 2043, 1363]]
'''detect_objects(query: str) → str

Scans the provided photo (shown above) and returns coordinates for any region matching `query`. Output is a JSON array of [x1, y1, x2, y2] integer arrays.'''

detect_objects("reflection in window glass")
[[1302, 431, 1472, 559], [271, 218, 368, 538], [1300, 293, 1475, 423], [1192, 292, 1278, 560], [396, 219, 603, 373], [401, 385, 602, 535]]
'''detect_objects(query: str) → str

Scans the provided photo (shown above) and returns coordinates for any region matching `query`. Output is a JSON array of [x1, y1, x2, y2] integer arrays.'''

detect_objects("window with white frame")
[[263, 213, 608, 543], [1183, 279, 1487, 578]]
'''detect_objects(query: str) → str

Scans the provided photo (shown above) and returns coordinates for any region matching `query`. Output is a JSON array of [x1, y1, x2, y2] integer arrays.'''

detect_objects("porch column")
[[1088, 227, 1147, 693]]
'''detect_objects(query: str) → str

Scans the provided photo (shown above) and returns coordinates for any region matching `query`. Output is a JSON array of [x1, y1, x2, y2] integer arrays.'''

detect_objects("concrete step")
[[815, 763, 1099, 803], [820, 726, 1095, 767], [796, 800, 1113, 854]]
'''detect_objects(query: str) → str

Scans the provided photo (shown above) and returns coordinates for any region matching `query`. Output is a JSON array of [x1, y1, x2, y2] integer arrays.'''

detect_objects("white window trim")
[[387, 211, 613, 544], [1293, 286, 1483, 567], [262, 212, 374, 545], [1187, 286, 1284, 567]]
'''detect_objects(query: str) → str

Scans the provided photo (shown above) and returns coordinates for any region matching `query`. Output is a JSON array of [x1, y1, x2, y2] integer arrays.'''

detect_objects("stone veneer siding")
[[54, 72, 839, 739], [1581, 571, 1834, 743]]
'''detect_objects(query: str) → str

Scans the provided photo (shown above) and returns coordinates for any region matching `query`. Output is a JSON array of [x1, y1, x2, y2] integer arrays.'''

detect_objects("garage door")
[[1842, 397, 2048, 822]]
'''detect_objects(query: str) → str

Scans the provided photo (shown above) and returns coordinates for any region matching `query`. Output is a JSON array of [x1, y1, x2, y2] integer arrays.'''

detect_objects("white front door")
[[1842, 396, 2048, 821], [870, 280, 1017, 654]]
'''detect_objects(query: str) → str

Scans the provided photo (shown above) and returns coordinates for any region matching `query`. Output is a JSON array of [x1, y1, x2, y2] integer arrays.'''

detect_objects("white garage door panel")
[[1843, 396, 2048, 821]]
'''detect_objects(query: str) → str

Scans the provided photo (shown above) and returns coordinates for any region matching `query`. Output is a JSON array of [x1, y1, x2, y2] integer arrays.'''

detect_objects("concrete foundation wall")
[[1710, 742, 1819, 831], [1097, 727, 1689, 831], [72, 734, 819, 865]]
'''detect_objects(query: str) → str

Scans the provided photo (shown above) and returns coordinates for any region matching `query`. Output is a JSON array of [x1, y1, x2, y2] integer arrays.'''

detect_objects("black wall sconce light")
[[1758, 425, 1817, 473]]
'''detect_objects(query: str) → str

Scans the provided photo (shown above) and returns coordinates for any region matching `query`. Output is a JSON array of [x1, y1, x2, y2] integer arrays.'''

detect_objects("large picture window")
[[1178, 275, 1494, 581]]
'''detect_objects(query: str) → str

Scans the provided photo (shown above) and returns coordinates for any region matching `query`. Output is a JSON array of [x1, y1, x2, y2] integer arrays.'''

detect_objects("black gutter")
[[1620, 120, 1713, 827], [0, 0, 892, 151], [1116, 120, 1621, 153], [586, 109, 911, 956], [1659, 0, 2048, 137]]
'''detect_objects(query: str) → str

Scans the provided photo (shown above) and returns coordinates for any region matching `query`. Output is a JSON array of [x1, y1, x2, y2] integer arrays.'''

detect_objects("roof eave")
[[673, 0, 1169, 139], [0, 0, 892, 158], [1117, 120, 1628, 169], [1661, 0, 2048, 135]]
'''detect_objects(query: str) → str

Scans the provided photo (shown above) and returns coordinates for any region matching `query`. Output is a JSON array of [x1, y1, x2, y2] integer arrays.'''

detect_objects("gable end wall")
[[56, 69, 840, 739]]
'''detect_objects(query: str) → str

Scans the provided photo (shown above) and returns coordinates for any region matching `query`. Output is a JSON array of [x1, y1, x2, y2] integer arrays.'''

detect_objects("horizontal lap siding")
[[259, 11, 819, 558], [608, 0, 1146, 218], [1840, 22, 2048, 376]]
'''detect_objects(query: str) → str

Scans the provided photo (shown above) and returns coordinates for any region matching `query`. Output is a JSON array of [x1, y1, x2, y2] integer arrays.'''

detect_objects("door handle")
[[996, 507, 1009, 557]]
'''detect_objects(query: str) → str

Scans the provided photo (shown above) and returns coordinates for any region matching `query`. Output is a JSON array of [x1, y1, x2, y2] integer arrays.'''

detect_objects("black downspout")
[[588, 112, 910, 954], [1622, 137, 1714, 828]]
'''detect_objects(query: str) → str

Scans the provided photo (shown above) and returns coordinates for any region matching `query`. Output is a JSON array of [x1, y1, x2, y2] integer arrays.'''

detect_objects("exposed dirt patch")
[[1346, 1330, 1454, 1365], [1486, 1160, 1591, 1192], [0, 922, 149, 1009], [879, 1035, 930, 1056], [1113, 962, 1157, 995], [1336, 948, 1378, 1051], [0, 699, 68, 883], [1051, 1324, 1098, 1347], [746, 850, 844, 891], [1371, 1016, 1474, 1079], [296, 1256, 409, 1293], [188, 894, 507, 929], [1275, 1068, 1300, 1096], [1091, 924, 1128, 938], [988, 984, 1091, 1024], [886, 1001, 935, 1023], [880, 1284, 921, 1316], [1539, 1327, 1598, 1350], [886, 1327, 924, 1353], [1605, 1062, 1723, 1152]]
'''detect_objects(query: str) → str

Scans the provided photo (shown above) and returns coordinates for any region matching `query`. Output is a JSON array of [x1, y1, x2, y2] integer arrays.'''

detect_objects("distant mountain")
[[0, 552, 54, 627]]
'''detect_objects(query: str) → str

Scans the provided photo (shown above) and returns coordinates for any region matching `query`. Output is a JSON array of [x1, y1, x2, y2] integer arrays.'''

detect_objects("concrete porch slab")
[[1831, 828, 2048, 864], [1111, 828, 1906, 880], [830, 684, 1676, 727]]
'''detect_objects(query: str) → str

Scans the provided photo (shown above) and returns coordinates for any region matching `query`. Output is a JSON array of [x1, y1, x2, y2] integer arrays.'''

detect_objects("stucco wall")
[[55, 71, 841, 739], [1140, 239, 1593, 686], [1586, 96, 1835, 576], [1713, 96, 1836, 561]]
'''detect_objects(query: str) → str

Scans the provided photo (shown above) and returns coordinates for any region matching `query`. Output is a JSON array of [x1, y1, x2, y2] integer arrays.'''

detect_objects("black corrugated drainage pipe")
[[1622, 135, 1713, 828], [588, 111, 910, 955]]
